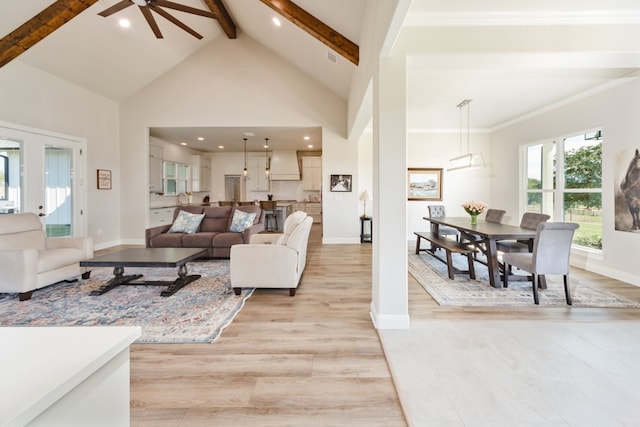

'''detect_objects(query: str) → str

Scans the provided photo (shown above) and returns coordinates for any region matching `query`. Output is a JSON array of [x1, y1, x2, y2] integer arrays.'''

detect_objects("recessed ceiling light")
[[307, 144, 314, 149], [218, 145, 224, 149], [272, 17, 281, 26], [243, 132, 255, 137], [197, 137, 204, 141], [304, 136, 310, 140], [119, 19, 130, 28], [180, 142, 187, 146]]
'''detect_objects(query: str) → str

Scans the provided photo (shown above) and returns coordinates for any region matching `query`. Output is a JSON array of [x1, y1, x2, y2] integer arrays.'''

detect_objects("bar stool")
[[260, 201, 278, 231]]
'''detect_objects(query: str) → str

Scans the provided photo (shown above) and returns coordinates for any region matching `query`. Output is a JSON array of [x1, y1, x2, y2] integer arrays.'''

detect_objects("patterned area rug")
[[0, 260, 253, 343], [408, 252, 640, 308]]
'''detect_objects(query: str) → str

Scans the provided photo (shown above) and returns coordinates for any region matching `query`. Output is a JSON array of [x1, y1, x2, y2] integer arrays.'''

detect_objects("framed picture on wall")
[[330, 174, 352, 192], [407, 168, 442, 200], [97, 169, 112, 190]]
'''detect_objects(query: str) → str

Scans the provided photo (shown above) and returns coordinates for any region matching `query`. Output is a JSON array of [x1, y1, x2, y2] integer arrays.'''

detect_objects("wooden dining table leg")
[[484, 237, 503, 288]]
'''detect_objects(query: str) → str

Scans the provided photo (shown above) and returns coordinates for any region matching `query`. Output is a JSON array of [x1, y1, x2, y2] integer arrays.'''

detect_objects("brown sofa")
[[145, 205, 265, 258]]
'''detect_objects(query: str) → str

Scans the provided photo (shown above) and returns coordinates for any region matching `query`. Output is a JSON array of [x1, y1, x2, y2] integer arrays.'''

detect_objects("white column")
[[370, 53, 410, 329]]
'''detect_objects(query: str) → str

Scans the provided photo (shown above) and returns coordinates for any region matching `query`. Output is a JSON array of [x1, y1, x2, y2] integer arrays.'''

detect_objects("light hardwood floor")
[[120, 227, 640, 426], [127, 225, 407, 427]]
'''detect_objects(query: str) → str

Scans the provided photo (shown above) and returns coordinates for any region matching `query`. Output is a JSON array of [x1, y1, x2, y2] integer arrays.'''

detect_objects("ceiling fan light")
[[131, 0, 147, 6]]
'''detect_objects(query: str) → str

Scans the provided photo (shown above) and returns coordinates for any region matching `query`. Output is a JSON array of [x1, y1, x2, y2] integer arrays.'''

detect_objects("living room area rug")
[[0, 260, 253, 343], [408, 252, 640, 308]]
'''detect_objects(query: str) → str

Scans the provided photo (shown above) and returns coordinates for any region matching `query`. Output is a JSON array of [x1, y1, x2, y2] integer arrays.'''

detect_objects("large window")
[[524, 130, 602, 250]]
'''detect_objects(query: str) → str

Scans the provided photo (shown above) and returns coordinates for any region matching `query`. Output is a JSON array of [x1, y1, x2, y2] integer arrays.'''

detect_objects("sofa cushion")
[[229, 210, 257, 232], [201, 206, 232, 232], [168, 210, 205, 234], [213, 232, 244, 248], [148, 233, 183, 248], [181, 232, 218, 248]]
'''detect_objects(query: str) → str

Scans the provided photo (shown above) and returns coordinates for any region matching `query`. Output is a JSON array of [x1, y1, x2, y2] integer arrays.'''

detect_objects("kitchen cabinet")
[[191, 155, 211, 192], [305, 202, 322, 224], [248, 155, 270, 192], [149, 207, 174, 228], [149, 144, 163, 193], [302, 156, 322, 191]]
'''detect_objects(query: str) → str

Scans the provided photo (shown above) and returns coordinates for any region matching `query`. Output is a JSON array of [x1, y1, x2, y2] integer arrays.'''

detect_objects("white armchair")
[[0, 213, 94, 301], [230, 211, 313, 296]]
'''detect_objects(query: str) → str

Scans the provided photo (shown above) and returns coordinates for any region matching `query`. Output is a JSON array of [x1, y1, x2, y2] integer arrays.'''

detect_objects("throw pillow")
[[168, 210, 205, 234], [229, 210, 257, 232]]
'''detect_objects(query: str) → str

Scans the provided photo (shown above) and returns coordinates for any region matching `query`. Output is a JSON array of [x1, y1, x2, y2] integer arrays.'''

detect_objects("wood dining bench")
[[414, 231, 476, 280]]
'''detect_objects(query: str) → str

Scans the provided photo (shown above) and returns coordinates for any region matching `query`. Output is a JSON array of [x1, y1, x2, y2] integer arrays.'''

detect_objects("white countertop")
[[1, 326, 140, 427]]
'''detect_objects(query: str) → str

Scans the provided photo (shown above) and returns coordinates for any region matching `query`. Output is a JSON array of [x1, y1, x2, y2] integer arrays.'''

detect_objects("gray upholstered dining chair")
[[427, 205, 459, 241], [502, 222, 579, 305], [497, 212, 550, 253], [484, 208, 506, 223]]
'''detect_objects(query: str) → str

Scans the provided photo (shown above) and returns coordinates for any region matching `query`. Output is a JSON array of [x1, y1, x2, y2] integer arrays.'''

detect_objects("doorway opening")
[[224, 175, 241, 202]]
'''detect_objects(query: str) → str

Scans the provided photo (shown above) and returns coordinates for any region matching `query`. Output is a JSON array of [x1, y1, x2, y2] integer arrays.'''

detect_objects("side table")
[[360, 216, 372, 243]]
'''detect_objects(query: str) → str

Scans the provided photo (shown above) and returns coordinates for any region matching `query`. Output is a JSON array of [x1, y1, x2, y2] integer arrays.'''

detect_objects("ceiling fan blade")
[[139, 6, 163, 38], [150, 5, 203, 39], [98, 0, 133, 17], [155, 0, 215, 19]]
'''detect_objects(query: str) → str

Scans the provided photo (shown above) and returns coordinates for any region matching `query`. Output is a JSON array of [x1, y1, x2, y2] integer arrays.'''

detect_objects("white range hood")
[[269, 150, 300, 180]]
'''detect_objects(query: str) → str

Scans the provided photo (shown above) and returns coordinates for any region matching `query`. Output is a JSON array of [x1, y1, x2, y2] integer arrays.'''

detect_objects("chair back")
[[428, 205, 446, 218], [485, 209, 506, 223], [532, 222, 579, 274], [260, 200, 277, 211], [237, 201, 255, 206], [520, 212, 550, 230], [218, 201, 235, 207]]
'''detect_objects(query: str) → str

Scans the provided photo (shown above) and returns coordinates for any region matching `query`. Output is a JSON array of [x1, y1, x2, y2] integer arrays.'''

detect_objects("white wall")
[[490, 78, 640, 285], [0, 61, 121, 249], [119, 33, 356, 243], [407, 131, 492, 238]]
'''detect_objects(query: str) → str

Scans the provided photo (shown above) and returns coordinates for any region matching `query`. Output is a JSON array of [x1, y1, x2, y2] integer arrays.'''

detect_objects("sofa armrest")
[[0, 249, 38, 293], [46, 236, 94, 259], [249, 233, 282, 244], [145, 225, 172, 247], [241, 222, 265, 243], [230, 244, 299, 286]]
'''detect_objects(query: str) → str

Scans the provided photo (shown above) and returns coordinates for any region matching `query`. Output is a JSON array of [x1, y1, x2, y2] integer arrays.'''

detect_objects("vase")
[[470, 214, 478, 225]]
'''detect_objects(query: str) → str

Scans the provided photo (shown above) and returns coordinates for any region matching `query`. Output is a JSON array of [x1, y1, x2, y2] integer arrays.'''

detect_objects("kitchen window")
[[163, 161, 189, 195]]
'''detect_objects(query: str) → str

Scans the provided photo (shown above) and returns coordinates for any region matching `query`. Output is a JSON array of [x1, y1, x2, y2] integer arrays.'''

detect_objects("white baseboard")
[[322, 237, 361, 244], [370, 303, 410, 329]]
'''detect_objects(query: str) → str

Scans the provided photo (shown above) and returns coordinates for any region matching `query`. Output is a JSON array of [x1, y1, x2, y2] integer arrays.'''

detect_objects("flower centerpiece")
[[462, 200, 487, 225]]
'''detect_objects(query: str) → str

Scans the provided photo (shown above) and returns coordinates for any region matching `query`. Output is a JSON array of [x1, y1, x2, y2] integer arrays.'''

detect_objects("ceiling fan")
[[98, 0, 216, 39]]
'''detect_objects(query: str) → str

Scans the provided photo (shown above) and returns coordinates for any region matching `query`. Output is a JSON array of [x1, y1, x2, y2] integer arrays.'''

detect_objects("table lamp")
[[359, 190, 371, 218]]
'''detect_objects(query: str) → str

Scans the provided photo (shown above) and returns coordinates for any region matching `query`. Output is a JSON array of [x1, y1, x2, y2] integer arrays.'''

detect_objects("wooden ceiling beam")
[[258, 0, 359, 66], [0, 0, 98, 69], [202, 0, 237, 39]]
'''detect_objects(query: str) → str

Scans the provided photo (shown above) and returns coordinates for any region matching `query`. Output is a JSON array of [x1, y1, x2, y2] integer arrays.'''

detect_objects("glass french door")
[[0, 123, 86, 237]]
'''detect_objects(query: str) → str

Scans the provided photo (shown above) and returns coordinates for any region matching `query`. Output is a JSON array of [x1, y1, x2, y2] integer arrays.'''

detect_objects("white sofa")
[[0, 213, 94, 301], [230, 211, 313, 296]]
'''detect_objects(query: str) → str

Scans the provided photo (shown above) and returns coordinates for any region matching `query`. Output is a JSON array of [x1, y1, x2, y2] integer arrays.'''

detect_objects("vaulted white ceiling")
[[2, 0, 640, 149]]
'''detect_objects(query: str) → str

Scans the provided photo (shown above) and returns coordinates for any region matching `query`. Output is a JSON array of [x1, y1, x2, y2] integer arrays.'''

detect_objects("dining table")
[[423, 216, 538, 288]]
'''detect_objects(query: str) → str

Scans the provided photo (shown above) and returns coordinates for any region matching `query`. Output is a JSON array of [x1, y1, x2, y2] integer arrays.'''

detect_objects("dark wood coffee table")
[[80, 248, 208, 297]]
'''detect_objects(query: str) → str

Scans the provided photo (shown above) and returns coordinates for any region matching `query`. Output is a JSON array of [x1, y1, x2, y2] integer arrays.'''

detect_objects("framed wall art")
[[407, 168, 443, 201], [97, 169, 112, 190], [330, 174, 352, 192]]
